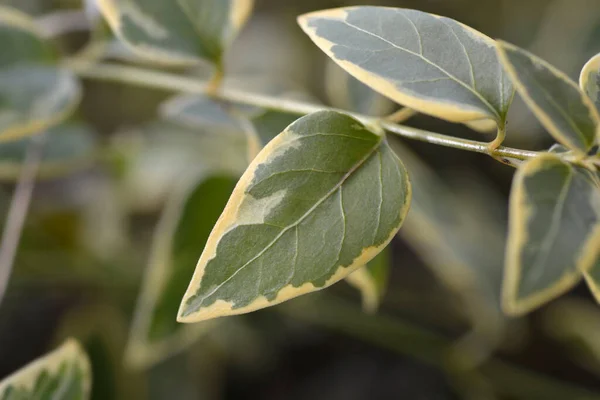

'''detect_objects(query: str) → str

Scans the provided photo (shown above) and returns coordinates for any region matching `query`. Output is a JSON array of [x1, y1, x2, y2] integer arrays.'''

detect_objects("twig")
[[0, 134, 46, 305]]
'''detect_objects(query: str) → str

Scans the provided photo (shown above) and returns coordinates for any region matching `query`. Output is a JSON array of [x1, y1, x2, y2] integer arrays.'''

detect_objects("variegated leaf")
[[503, 154, 600, 315], [98, 0, 254, 67], [0, 7, 81, 141], [299, 7, 514, 127], [345, 248, 390, 313], [126, 174, 236, 368], [178, 111, 411, 322], [0, 122, 97, 180], [580, 53, 600, 114], [0, 339, 91, 399], [497, 41, 600, 153]]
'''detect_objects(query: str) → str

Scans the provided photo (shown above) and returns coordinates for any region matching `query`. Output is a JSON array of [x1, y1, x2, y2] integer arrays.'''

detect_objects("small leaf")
[[0, 339, 91, 399], [503, 154, 600, 315], [497, 41, 600, 153], [126, 174, 236, 368], [580, 53, 600, 114], [0, 7, 81, 141], [345, 248, 390, 313], [325, 60, 394, 117], [178, 110, 411, 322], [298, 7, 514, 126], [98, 0, 254, 67], [0, 122, 97, 180]]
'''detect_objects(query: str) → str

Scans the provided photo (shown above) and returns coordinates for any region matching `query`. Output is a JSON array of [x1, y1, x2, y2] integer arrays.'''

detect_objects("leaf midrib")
[[186, 135, 383, 312], [340, 19, 499, 120]]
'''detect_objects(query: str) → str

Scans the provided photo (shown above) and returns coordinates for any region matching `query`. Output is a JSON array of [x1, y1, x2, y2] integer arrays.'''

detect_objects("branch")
[[0, 134, 46, 305], [65, 59, 543, 165]]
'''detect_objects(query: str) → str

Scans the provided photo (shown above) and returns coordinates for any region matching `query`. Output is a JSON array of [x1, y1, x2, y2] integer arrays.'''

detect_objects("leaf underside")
[[178, 110, 411, 322], [299, 6, 513, 125], [497, 41, 600, 153], [0, 340, 91, 400], [504, 154, 600, 315]]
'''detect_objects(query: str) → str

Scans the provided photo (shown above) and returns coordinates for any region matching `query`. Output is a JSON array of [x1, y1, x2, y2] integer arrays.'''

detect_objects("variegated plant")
[[2, 3, 600, 390]]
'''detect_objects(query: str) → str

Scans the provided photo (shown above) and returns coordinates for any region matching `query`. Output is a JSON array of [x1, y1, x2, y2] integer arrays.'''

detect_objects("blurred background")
[[1, 0, 600, 399]]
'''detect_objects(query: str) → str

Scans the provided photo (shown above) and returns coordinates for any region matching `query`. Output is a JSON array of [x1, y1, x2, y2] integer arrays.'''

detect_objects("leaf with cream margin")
[[503, 154, 600, 316], [299, 7, 514, 128], [0, 122, 97, 180], [0, 6, 81, 142], [97, 0, 254, 68], [580, 53, 600, 114], [497, 41, 600, 153], [0, 339, 91, 399], [345, 248, 390, 313], [177, 110, 411, 322], [126, 174, 237, 368]]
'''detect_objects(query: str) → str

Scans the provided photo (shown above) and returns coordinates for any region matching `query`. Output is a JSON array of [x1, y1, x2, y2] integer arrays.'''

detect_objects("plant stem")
[[66, 60, 543, 165], [0, 134, 45, 306]]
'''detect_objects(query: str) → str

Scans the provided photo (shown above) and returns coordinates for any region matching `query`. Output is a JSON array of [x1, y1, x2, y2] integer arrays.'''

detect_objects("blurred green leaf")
[[126, 174, 236, 368], [345, 248, 390, 313], [178, 111, 411, 323], [0, 122, 97, 180], [97, 0, 254, 68], [503, 154, 600, 315], [299, 7, 514, 127], [0, 339, 91, 400], [497, 41, 600, 153], [0, 7, 81, 142], [580, 53, 600, 113]]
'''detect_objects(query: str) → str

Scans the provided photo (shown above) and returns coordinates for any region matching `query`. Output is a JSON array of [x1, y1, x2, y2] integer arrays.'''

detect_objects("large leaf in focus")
[[299, 7, 514, 127], [580, 53, 600, 114], [0, 122, 96, 180], [0, 7, 81, 141], [0, 339, 91, 399], [497, 41, 600, 153], [178, 111, 411, 322], [503, 154, 600, 315], [345, 248, 390, 313], [98, 0, 254, 67], [127, 174, 236, 368]]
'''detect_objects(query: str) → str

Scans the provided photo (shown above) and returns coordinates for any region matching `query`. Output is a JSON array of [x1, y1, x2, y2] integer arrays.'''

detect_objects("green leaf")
[[98, 0, 254, 67], [325, 60, 394, 117], [345, 248, 390, 313], [126, 174, 236, 368], [580, 53, 600, 114], [503, 154, 600, 315], [0, 339, 91, 400], [497, 41, 600, 153], [0, 122, 97, 180], [0, 7, 81, 142], [177, 110, 411, 322], [298, 7, 514, 126]]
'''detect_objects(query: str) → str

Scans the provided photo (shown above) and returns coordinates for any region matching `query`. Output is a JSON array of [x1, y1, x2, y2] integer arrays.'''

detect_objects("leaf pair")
[[0, 340, 91, 400], [0, 7, 80, 141]]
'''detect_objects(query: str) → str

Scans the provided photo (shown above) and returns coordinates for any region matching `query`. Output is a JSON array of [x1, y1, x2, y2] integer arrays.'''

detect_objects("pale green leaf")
[[177, 111, 411, 322], [580, 53, 600, 115], [0, 122, 97, 180], [126, 174, 236, 368], [325, 60, 394, 117], [503, 154, 600, 315], [299, 7, 514, 126], [98, 0, 254, 67], [0, 339, 91, 400], [345, 248, 390, 313], [497, 41, 600, 153], [0, 7, 81, 141]]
